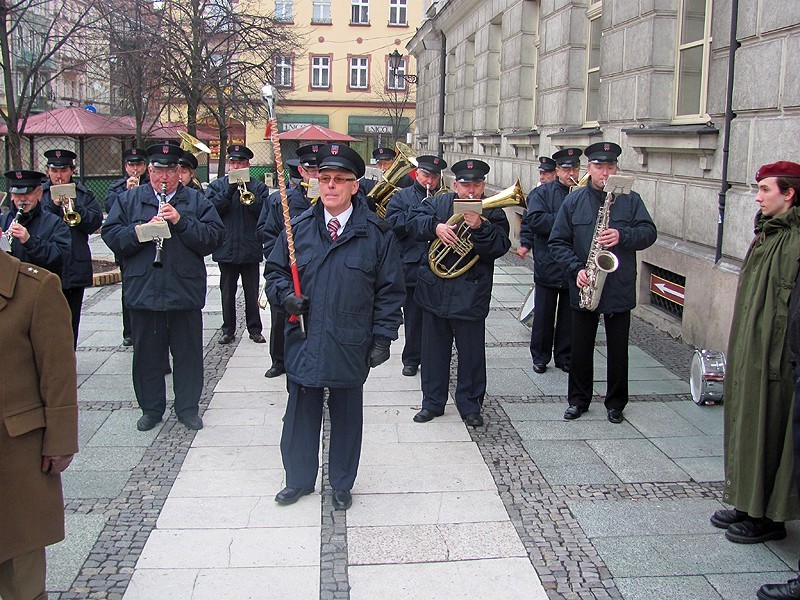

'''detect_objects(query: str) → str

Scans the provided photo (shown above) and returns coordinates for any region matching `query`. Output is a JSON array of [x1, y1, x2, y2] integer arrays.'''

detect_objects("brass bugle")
[[229, 168, 255, 205], [51, 183, 81, 226]]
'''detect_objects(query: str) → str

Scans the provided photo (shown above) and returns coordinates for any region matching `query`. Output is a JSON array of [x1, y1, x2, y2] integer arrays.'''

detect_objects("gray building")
[[407, 0, 800, 351]]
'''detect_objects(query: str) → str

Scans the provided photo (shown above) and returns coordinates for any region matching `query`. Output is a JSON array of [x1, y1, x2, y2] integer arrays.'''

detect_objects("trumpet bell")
[[179, 131, 212, 154], [369, 142, 418, 218], [64, 209, 81, 226]]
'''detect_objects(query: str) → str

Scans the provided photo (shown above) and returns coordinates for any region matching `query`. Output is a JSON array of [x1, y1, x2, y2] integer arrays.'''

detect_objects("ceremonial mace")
[[261, 83, 306, 337]]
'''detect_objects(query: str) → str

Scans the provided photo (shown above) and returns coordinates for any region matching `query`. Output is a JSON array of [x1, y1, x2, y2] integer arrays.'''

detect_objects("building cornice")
[[281, 99, 416, 111]]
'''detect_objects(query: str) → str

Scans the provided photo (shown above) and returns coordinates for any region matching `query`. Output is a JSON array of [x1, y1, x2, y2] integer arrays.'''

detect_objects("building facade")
[[265, 0, 420, 163], [408, 0, 800, 350]]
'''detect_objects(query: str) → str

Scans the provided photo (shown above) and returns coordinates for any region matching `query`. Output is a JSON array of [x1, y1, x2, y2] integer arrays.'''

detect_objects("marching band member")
[[0, 170, 70, 276], [549, 142, 656, 424], [41, 149, 104, 346], [519, 148, 582, 374], [359, 146, 414, 197], [177, 151, 203, 191], [537, 156, 557, 186], [102, 143, 224, 432], [384, 155, 447, 377], [257, 143, 320, 378], [407, 159, 511, 427], [206, 144, 270, 345]]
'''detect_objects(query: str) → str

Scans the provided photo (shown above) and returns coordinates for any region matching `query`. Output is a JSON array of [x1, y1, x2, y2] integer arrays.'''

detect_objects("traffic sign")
[[649, 274, 685, 306]]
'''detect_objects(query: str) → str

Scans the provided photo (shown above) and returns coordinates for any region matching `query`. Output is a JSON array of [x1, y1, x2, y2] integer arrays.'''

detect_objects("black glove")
[[226, 183, 238, 199], [368, 337, 391, 368], [282, 294, 310, 316]]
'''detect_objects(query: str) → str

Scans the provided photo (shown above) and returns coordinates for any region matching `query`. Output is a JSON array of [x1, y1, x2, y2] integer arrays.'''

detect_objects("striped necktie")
[[328, 217, 340, 241]]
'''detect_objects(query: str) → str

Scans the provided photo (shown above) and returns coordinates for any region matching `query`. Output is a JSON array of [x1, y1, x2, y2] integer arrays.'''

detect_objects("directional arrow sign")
[[650, 274, 685, 306]]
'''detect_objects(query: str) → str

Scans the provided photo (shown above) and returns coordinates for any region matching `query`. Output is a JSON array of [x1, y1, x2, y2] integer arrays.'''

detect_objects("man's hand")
[[435, 222, 458, 246], [577, 269, 590, 288], [42, 455, 74, 474], [8, 222, 30, 244], [283, 294, 310, 316], [597, 228, 619, 248], [159, 202, 180, 224], [517, 246, 530, 259], [462, 210, 482, 229], [126, 176, 140, 190], [368, 338, 390, 368]]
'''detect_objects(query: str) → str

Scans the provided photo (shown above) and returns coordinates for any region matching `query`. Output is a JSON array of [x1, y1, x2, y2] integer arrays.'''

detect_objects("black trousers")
[[269, 301, 286, 368], [529, 284, 571, 367], [281, 381, 363, 491], [420, 310, 486, 418], [219, 262, 262, 336], [568, 309, 630, 411], [401, 286, 423, 367], [130, 309, 203, 419], [62, 287, 84, 349]]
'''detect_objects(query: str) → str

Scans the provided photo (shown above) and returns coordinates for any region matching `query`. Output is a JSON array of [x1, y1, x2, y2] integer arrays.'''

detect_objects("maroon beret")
[[755, 161, 800, 182]]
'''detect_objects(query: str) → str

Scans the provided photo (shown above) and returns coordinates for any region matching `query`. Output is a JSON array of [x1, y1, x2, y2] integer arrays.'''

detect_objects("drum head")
[[518, 286, 535, 327], [690, 351, 705, 405]]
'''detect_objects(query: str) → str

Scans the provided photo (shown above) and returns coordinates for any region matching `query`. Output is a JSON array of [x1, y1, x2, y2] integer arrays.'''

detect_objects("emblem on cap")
[[568, 149, 574, 155], [55, 150, 62, 158], [15, 172, 22, 179], [331, 145, 339, 155], [162, 146, 169, 153], [312, 145, 318, 153], [233, 145, 240, 151], [467, 161, 474, 169], [603, 143, 610, 151], [131, 149, 138, 155], [433, 158, 439, 165]]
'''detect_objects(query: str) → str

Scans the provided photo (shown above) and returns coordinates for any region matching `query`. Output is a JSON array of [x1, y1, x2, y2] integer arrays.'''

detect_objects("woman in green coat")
[[712, 161, 800, 544]]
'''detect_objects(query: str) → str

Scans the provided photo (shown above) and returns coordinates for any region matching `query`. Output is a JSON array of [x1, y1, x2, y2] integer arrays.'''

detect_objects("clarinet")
[[153, 183, 167, 268], [4, 202, 28, 251]]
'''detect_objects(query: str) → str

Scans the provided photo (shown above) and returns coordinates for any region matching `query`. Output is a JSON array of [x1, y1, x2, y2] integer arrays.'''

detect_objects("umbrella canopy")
[[0, 106, 135, 136], [277, 123, 358, 143]]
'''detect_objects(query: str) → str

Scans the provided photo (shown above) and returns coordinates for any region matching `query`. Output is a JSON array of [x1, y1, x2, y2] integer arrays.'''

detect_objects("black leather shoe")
[[607, 409, 624, 424], [413, 408, 441, 423], [532, 363, 547, 374], [725, 517, 786, 544], [463, 413, 484, 427], [122, 337, 133, 347], [564, 405, 587, 420], [556, 363, 570, 373], [710, 508, 749, 529], [264, 364, 285, 378], [136, 414, 161, 431], [275, 486, 314, 506], [332, 490, 352, 510], [218, 333, 234, 344], [402, 364, 418, 376], [758, 577, 800, 600], [249, 333, 266, 344], [178, 413, 204, 431]]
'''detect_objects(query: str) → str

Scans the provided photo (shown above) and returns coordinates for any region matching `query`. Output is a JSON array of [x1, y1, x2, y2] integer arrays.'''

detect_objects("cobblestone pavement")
[[44, 241, 800, 599]]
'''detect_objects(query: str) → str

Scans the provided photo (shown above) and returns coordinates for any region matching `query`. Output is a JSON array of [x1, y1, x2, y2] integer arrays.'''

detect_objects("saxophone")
[[579, 188, 619, 311]]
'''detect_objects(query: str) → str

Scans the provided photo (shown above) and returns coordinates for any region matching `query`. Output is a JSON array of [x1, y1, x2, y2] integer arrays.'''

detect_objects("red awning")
[[277, 124, 358, 142], [0, 106, 135, 136]]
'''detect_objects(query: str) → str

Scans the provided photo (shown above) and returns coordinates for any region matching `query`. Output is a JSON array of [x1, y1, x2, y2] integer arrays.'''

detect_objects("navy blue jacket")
[[0, 203, 71, 275], [265, 198, 405, 388], [549, 183, 657, 313], [41, 180, 103, 289], [206, 175, 269, 264], [257, 185, 312, 264], [101, 183, 224, 311], [521, 179, 571, 289], [104, 174, 149, 215], [408, 192, 511, 321], [384, 180, 430, 288]]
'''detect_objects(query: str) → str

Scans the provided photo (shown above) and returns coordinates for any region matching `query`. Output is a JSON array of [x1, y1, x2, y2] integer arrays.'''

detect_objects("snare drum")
[[690, 349, 726, 405], [518, 286, 535, 328]]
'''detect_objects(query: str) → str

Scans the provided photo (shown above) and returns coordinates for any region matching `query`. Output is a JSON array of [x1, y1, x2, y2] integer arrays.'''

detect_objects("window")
[[584, 3, 602, 125], [389, 0, 406, 25], [312, 0, 330, 24], [275, 56, 293, 88], [387, 55, 407, 91], [351, 0, 369, 24], [311, 55, 331, 89], [275, 0, 292, 22], [675, 0, 712, 119], [349, 56, 369, 89]]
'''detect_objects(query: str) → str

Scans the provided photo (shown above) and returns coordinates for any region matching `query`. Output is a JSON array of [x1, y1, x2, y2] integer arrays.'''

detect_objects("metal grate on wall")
[[648, 264, 685, 320]]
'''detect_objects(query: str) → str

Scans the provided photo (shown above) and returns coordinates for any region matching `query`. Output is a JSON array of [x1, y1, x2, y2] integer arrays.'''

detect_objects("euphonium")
[[238, 181, 255, 205], [428, 180, 527, 279], [369, 142, 417, 218]]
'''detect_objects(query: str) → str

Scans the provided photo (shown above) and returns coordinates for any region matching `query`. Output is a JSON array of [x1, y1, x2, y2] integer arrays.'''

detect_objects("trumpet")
[[229, 168, 255, 205], [50, 183, 81, 226], [238, 181, 255, 205]]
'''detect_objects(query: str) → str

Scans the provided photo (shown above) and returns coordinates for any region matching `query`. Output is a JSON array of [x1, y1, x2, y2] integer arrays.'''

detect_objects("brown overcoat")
[[0, 250, 78, 564]]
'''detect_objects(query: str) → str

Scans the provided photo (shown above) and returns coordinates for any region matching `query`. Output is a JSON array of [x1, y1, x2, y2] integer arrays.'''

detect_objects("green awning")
[[347, 115, 410, 136], [277, 114, 329, 132]]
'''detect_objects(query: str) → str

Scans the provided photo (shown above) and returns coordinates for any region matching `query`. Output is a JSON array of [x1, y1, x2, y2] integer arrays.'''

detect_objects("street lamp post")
[[388, 49, 418, 85]]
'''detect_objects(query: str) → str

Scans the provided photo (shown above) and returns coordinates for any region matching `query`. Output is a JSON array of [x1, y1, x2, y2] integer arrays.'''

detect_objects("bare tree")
[[0, 0, 104, 167], [374, 70, 416, 146]]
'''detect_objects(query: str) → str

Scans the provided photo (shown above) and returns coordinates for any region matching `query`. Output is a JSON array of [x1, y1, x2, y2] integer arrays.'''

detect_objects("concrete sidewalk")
[[47, 237, 800, 599]]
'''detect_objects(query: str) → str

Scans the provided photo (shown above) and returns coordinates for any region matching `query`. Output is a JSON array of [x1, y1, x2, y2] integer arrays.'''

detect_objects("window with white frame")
[[275, 56, 292, 88], [389, 0, 407, 25], [275, 0, 292, 22], [312, 0, 331, 24], [351, 0, 369, 24], [675, 0, 712, 119], [311, 55, 330, 88], [387, 55, 407, 90], [350, 57, 369, 89], [584, 3, 602, 125]]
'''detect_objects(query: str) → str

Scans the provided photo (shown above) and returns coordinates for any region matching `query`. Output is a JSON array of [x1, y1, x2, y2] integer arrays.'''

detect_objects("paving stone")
[[191, 423, 283, 447], [674, 457, 725, 482], [206, 392, 285, 410], [486, 368, 545, 396], [191, 566, 319, 599], [671, 401, 725, 435], [358, 441, 485, 466], [76, 351, 114, 376], [515, 419, 643, 441], [588, 439, 692, 483], [539, 461, 622, 486], [47, 514, 108, 591], [62, 471, 132, 499], [181, 445, 282, 471], [157, 495, 320, 529], [650, 434, 724, 459], [85, 409, 162, 447], [623, 402, 705, 438], [347, 491, 510, 527], [77, 410, 111, 447], [70, 446, 147, 471], [502, 403, 606, 422], [168, 468, 286, 497], [356, 463, 496, 494], [615, 575, 724, 599], [92, 352, 134, 375], [121, 569, 198, 600], [706, 571, 798, 600]]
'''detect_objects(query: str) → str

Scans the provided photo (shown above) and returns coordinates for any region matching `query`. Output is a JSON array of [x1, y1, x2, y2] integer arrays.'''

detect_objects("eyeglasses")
[[318, 175, 357, 185], [151, 166, 178, 175]]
